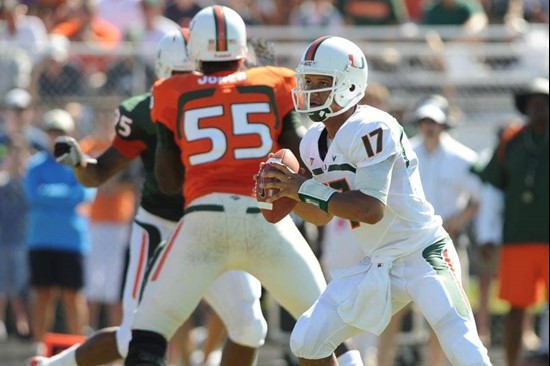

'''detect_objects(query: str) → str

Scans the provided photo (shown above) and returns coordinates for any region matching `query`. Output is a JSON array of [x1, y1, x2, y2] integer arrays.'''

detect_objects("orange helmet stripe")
[[213, 5, 228, 52], [304, 36, 331, 61]]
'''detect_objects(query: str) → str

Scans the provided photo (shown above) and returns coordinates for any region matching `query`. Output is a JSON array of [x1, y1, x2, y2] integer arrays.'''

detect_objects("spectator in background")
[[222, 0, 263, 24], [0, 138, 31, 341], [404, 0, 425, 22], [51, 0, 120, 48], [480, 77, 549, 366], [360, 82, 390, 110], [524, 0, 549, 23], [480, 0, 524, 24], [475, 125, 545, 354], [0, 88, 49, 153], [410, 96, 482, 366], [79, 108, 136, 330], [421, 0, 488, 34], [163, 0, 201, 27], [26, 0, 74, 32], [101, 31, 156, 96], [97, 0, 144, 35], [51, 0, 121, 73], [24, 108, 95, 355], [0, 0, 49, 62], [33, 35, 84, 100], [256, 0, 301, 25], [336, 0, 409, 25], [289, 0, 344, 27], [0, 46, 32, 96], [126, 0, 179, 62]]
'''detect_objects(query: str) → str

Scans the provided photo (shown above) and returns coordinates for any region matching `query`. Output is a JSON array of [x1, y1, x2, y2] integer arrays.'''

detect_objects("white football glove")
[[54, 136, 86, 167]]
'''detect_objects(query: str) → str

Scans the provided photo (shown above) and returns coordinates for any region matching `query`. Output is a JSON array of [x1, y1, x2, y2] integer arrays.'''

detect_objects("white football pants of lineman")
[[116, 206, 267, 357], [291, 238, 492, 366], [132, 193, 327, 345]]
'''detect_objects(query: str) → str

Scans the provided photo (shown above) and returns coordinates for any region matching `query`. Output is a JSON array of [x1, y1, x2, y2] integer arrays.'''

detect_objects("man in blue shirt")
[[24, 109, 96, 355]]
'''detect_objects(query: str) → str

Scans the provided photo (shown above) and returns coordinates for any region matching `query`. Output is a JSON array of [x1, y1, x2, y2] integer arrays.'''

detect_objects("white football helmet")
[[188, 5, 247, 63], [155, 28, 194, 79], [292, 36, 368, 122]]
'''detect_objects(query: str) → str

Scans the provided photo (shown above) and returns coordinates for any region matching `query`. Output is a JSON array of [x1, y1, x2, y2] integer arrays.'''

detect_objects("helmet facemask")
[[292, 67, 363, 122]]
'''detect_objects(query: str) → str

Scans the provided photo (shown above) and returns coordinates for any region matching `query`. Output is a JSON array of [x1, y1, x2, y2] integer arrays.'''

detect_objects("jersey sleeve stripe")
[[112, 135, 146, 159]]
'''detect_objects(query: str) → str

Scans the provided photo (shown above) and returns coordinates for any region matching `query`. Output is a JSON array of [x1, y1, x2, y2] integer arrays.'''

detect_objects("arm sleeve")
[[354, 154, 396, 205], [347, 121, 399, 169], [111, 106, 147, 159]]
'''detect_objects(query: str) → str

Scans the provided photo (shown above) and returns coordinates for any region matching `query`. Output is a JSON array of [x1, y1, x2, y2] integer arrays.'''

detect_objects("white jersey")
[[411, 132, 482, 221], [300, 105, 446, 257]]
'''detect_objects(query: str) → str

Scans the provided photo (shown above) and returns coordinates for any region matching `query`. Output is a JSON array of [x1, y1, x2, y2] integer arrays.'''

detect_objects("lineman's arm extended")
[[154, 123, 184, 194], [55, 137, 131, 187]]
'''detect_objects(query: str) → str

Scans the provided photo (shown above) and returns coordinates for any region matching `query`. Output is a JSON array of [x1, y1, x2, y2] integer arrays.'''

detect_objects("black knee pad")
[[124, 330, 167, 366]]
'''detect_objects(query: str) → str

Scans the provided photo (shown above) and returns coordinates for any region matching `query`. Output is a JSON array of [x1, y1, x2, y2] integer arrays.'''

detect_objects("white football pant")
[[116, 206, 267, 357], [131, 193, 327, 345]]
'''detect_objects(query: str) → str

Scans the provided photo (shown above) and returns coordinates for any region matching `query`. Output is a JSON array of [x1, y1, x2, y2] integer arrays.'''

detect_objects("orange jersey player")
[[150, 65, 297, 205]]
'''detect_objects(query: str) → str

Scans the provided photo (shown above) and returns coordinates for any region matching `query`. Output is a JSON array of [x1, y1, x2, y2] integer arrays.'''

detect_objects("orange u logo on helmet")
[[348, 54, 365, 69]]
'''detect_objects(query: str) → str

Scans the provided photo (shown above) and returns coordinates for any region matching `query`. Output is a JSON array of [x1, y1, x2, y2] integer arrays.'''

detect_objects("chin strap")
[[307, 102, 356, 122]]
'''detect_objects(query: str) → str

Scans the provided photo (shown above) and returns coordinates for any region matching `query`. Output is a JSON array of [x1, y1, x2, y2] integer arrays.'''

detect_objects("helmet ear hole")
[[349, 84, 356, 92]]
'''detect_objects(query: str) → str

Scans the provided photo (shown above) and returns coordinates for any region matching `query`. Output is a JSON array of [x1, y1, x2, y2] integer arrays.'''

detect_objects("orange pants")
[[499, 243, 549, 308]]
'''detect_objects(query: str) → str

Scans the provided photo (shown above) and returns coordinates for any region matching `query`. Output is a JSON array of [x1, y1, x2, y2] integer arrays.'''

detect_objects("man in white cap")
[[24, 108, 95, 355], [409, 96, 483, 366], [0, 88, 48, 154]]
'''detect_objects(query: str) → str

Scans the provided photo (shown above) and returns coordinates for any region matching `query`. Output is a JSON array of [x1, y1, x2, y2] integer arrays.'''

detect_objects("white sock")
[[45, 344, 80, 366], [337, 350, 364, 366]]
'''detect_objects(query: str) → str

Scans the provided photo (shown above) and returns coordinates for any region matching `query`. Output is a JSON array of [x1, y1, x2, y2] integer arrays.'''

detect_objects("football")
[[256, 149, 300, 223]]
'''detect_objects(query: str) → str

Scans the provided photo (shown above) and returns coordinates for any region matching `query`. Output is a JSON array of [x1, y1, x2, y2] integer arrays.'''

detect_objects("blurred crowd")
[[1, 0, 549, 112]]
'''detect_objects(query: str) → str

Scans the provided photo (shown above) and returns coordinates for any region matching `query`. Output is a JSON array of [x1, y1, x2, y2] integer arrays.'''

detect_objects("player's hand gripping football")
[[54, 136, 96, 167], [258, 160, 307, 202]]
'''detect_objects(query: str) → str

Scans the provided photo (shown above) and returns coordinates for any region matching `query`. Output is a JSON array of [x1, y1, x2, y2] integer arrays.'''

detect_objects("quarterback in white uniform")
[[260, 36, 491, 366]]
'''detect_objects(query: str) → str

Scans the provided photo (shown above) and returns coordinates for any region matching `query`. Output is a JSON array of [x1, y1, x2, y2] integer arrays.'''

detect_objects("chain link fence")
[[2, 24, 548, 149]]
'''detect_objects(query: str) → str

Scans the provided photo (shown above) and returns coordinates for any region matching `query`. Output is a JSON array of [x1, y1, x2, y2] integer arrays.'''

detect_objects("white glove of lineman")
[[54, 136, 86, 167]]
